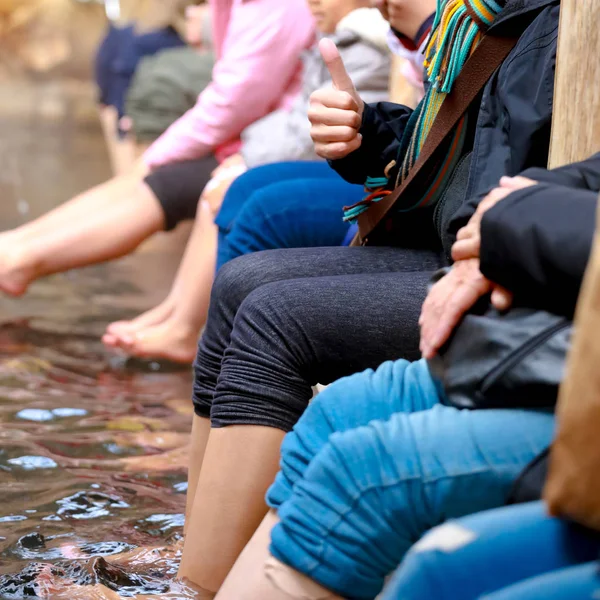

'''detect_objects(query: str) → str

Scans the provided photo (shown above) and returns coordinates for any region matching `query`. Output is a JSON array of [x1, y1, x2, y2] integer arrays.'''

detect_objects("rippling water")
[[0, 301, 197, 598]]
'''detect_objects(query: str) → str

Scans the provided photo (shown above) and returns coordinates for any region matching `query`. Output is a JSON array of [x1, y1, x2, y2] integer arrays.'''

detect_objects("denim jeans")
[[215, 162, 361, 270], [265, 359, 556, 600], [384, 502, 600, 600]]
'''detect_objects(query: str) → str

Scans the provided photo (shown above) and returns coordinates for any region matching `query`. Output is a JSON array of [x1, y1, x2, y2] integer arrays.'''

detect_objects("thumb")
[[491, 286, 514, 311], [319, 38, 357, 97]]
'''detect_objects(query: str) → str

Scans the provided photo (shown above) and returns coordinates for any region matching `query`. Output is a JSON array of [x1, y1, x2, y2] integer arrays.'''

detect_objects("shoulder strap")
[[356, 34, 519, 244]]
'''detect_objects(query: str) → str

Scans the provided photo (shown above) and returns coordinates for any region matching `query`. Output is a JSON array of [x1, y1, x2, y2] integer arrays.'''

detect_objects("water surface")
[[0, 87, 196, 598]]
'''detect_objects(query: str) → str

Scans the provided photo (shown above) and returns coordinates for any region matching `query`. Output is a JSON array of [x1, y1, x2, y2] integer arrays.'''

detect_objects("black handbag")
[[426, 269, 573, 411]]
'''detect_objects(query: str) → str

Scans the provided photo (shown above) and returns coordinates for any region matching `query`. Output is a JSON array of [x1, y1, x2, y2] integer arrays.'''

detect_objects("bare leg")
[[0, 166, 163, 296], [104, 200, 216, 363], [178, 425, 285, 593], [217, 511, 342, 600], [184, 415, 211, 534]]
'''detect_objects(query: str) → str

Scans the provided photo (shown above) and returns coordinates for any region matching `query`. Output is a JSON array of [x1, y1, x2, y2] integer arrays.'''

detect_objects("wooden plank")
[[548, 0, 600, 168]]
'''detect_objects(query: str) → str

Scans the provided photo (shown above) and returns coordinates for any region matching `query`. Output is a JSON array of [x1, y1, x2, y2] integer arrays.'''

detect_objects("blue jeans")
[[265, 359, 555, 600], [215, 162, 362, 270], [384, 502, 600, 600]]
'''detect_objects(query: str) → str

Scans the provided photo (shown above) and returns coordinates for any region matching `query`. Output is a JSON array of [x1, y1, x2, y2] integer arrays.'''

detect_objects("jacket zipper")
[[480, 320, 570, 394]]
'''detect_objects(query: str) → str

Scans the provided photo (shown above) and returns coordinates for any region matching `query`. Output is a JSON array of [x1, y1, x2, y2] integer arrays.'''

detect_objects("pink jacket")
[[144, 0, 315, 168]]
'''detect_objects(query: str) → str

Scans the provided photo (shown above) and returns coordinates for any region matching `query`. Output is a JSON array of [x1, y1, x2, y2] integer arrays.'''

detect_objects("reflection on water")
[[0, 313, 196, 598], [0, 88, 196, 598]]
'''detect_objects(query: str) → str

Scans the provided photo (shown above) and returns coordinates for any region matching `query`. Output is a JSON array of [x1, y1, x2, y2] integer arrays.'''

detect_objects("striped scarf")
[[343, 0, 504, 224]]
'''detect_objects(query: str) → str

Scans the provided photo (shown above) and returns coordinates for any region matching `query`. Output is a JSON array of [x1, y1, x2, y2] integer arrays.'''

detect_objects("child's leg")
[[98, 105, 137, 177], [0, 165, 163, 296], [215, 162, 341, 238], [103, 199, 217, 362], [383, 502, 600, 600], [104, 157, 218, 344]]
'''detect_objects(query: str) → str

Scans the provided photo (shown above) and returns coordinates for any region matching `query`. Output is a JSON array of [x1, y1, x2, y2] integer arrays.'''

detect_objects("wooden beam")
[[548, 0, 600, 168]]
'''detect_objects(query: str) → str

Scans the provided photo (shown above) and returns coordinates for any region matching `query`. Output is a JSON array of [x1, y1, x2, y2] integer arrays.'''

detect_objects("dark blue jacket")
[[331, 0, 560, 258]]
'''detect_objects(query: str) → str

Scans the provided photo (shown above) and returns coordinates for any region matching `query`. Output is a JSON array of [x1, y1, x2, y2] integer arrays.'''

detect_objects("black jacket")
[[332, 0, 560, 258], [480, 153, 600, 318]]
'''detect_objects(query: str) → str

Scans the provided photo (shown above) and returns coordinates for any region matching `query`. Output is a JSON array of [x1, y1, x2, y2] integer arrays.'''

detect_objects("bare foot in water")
[[0, 234, 36, 296], [103, 296, 177, 345], [104, 318, 199, 364]]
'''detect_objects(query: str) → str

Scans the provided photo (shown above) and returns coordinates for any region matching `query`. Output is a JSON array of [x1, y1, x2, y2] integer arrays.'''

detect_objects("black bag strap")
[[355, 34, 519, 245]]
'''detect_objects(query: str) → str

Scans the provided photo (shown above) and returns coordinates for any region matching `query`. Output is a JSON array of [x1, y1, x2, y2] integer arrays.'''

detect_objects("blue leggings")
[[265, 359, 555, 600], [214, 162, 361, 270], [384, 502, 600, 600]]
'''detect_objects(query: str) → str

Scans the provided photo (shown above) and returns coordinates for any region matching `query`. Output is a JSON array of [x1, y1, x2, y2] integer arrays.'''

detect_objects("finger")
[[456, 223, 477, 241], [451, 238, 480, 262], [308, 104, 361, 128], [491, 286, 514, 311], [426, 277, 491, 357], [419, 276, 455, 356], [310, 125, 359, 143], [500, 176, 537, 190], [319, 38, 357, 96], [314, 136, 362, 161]]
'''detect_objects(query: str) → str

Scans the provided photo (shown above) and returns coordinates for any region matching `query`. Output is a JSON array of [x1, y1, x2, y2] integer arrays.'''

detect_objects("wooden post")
[[548, 0, 600, 168]]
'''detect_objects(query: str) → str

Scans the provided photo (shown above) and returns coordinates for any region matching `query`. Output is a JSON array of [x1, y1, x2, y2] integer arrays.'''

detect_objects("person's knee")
[[272, 426, 411, 599], [266, 360, 431, 510], [210, 280, 314, 431], [224, 196, 272, 260], [210, 251, 276, 310]]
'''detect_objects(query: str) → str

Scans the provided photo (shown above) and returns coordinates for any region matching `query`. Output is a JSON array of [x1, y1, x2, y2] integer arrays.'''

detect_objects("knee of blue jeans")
[[266, 366, 395, 510], [270, 424, 417, 600], [266, 361, 433, 511], [266, 393, 336, 509]]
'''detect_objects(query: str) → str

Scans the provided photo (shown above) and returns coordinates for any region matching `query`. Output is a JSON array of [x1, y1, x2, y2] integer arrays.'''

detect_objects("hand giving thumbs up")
[[309, 38, 365, 161]]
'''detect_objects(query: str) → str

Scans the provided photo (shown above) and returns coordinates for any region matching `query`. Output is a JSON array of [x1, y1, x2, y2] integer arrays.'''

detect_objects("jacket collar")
[[490, 0, 559, 33]]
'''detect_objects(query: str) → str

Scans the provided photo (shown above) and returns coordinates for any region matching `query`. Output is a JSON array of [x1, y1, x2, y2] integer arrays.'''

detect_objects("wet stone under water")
[[0, 101, 197, 598]]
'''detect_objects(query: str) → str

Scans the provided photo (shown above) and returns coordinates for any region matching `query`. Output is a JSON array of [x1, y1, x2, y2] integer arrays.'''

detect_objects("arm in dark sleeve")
[[480, 184, 598, 317], [450, 153, 600, 238], [517, 152, 600, 191], [328, 101, 413, 185]]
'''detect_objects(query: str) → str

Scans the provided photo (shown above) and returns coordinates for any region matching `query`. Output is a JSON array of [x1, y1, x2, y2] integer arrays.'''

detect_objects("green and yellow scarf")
[[344, 0, 505, 223]]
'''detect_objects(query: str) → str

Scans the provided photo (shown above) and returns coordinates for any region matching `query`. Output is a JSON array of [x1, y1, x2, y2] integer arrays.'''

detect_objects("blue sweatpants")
[[384, 502, 600, 600], [214, 162, 361, 270], [265, 359, 555, 600]]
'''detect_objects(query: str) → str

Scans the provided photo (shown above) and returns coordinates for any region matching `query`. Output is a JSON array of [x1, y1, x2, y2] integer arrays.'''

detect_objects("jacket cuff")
[[328, 104, 381, 185]]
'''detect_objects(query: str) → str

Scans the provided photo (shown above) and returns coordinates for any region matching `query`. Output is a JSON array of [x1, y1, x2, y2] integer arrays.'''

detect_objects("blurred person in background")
[[0, 0, 314, 313], [96, 1, 216, 174]]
